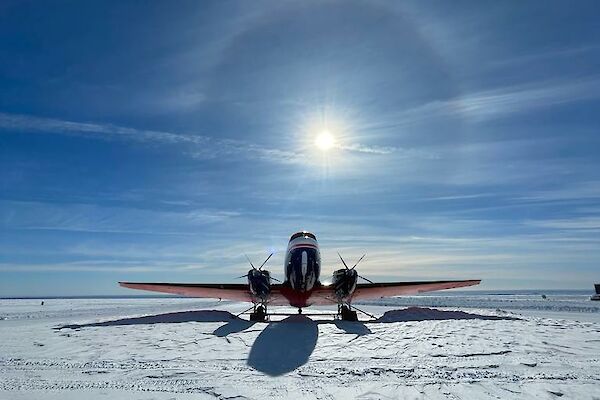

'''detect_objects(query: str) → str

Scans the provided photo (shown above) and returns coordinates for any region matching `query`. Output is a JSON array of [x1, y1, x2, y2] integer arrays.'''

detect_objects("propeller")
[[337, 252, 373, 283], [257, 253, 273, 270], [236, 253, 281, 282], [244, 254, 257, 270]]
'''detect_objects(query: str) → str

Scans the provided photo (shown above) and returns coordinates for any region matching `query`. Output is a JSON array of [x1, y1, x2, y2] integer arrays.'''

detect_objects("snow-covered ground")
[[1, 293, 599, 399]]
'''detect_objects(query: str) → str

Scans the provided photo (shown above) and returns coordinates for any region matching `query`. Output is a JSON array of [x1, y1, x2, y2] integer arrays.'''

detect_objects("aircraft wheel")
[[340, 305, 358, 321], [250, 305, 267, 322]]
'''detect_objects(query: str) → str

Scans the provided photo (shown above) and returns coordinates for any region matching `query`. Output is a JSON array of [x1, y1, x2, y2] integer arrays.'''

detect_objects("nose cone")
[[288, 248, 319, 292]]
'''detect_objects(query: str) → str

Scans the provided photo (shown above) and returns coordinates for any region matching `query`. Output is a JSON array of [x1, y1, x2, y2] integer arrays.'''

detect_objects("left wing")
[[351, 279, 481, 301], [305, 279, 481, 305], [118, 282, 290, 304]]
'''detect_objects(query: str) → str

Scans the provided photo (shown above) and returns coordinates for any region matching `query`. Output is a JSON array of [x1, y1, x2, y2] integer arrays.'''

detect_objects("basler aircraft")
[[120, 231, 481, 321]]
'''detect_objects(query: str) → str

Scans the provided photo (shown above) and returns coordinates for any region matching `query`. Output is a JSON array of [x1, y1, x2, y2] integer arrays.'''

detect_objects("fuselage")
[[282, 231, 321, 307]]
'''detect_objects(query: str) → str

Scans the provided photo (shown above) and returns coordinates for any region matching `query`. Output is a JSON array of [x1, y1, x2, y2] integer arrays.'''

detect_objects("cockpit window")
[[289, 231, 316, 241]]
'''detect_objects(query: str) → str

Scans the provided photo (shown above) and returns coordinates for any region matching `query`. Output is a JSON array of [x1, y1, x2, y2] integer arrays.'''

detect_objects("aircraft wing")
[[350, 279, 481, 301], [120, 279, 481, 306], [298, 280, 480, 306], [118, 282, 291, 304]]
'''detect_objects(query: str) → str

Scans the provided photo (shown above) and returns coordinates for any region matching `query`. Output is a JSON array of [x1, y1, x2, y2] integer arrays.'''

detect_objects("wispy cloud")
[[488, 44, 600, 68], [0, 112, 301, 164], [518, 181, 600, 202], [337, 143, 396, 154], [364, 76, 600, 130], [453, 78, 600, 120], [0, 199, 242, 236], [526, 217, 600, 230], [0, 260, 211, 273], [337, 142, 437, 158]]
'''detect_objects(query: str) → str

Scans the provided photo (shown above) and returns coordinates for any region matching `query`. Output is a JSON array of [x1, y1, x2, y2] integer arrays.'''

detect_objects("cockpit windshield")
[[289, 231, 317, 241]]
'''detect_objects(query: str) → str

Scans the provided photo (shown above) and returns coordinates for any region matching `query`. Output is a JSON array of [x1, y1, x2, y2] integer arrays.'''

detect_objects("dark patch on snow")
[[374, 307, 521, 323], [333, 320, 372, 336], [432, 350, 511, 358], [55, 310, 240, 330]]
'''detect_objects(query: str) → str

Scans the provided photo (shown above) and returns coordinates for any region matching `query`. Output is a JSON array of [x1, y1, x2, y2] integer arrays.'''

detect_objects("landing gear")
[[249, 304, 268, 322], [298, 308, 302, 314], [339, 304, 358, 321]]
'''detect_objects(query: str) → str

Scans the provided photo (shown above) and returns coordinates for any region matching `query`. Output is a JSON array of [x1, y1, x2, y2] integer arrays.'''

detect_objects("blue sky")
[[1, 0, 599, 296]]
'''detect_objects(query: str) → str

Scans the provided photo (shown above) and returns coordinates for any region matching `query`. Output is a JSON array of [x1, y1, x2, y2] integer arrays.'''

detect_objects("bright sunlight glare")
[[315, 130, 335, 151]]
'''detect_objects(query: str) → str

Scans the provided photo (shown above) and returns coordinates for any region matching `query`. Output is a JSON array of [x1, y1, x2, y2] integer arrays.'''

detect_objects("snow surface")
[[1, 295, 599, 399]]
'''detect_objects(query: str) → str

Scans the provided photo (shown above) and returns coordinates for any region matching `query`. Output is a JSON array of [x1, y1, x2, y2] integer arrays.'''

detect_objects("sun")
[[315, 130, 335, 151]]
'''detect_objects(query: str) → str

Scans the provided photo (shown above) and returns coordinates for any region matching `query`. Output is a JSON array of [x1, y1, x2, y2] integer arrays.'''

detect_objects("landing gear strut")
[[249, 304, 268, 322], [338, 304, 358, 321]]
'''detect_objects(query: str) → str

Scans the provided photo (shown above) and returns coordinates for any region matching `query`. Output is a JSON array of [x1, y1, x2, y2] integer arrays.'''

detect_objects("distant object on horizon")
[[120, 231, 481, 321], [591, 284, 600, 301]]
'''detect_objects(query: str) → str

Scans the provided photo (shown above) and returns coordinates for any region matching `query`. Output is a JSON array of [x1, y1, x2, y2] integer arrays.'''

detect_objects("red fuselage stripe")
[[288, 244, 318, 251]]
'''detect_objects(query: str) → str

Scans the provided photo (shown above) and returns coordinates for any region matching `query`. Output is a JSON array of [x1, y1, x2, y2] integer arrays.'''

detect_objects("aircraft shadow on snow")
[[54, 307, 518, 376]]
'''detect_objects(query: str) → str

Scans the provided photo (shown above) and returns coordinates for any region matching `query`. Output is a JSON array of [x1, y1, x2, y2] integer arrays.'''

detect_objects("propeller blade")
[[270, 276, 282, 283], [351, 254, 366, 270], [258, 253, 274, 270], [244, 254, 257, 270], [337, 252, 350, 269], [236, 274, 249, 279], [358, 274, 374, 284]]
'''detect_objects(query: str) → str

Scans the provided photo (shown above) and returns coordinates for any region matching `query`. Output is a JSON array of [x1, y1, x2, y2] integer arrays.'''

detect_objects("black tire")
[[250, 305, 267, 322], [340, 305, 358, 321]]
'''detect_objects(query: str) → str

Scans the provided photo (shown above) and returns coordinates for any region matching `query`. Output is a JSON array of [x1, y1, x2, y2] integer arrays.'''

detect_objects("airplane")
[[120, 231, 481, 322]]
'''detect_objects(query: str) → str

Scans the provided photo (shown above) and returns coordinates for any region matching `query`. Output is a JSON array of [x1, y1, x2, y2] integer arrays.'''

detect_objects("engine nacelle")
[[332, 268, 358, 301], [247, 269, 271, 301]]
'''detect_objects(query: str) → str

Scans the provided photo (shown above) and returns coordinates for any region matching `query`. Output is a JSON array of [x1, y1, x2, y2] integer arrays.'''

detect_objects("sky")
[[1, 0, 600, 296]]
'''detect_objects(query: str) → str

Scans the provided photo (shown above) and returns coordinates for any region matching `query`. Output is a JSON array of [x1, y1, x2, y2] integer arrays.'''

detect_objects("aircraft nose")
[[287, 246, 319, 292], [295, 264, 315, 292]]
